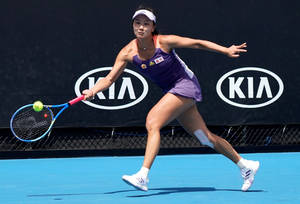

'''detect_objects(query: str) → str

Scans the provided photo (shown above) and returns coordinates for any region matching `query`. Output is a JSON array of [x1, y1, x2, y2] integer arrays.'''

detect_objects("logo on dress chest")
[[141, 64, 147, 69], [154, 56, 164, 64], [141, 56, 164, 69]]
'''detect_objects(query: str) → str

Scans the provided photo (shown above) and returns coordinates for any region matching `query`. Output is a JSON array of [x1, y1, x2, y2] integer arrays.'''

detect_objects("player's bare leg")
[[122, 93, 194, 191], [177, 104, 260, 191], [177, 105, 241, 163]]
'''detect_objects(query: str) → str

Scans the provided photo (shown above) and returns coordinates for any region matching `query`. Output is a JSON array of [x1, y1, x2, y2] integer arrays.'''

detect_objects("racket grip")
[[69, 95, 85, 106]]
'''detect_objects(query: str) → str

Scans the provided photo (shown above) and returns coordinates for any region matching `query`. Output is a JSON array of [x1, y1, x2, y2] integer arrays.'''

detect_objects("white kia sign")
[[75, 67, 149, 110], [216, 67, 284, 108]]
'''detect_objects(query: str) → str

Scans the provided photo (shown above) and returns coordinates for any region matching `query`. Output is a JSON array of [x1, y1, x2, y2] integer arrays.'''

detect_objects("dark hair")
[[134, 5, 159, 35]]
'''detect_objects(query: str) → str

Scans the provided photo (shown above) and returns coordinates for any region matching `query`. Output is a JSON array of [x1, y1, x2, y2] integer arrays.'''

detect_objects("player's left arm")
[[160, 35, 247, 58]]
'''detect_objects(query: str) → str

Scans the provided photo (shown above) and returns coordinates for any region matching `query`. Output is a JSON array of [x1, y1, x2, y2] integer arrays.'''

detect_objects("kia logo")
[[75, 67, 149, 110], [216, 67, 284, 108]]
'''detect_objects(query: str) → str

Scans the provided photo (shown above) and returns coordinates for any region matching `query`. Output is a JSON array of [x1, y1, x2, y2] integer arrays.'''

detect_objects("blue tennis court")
[[1, 152, 299, 204]]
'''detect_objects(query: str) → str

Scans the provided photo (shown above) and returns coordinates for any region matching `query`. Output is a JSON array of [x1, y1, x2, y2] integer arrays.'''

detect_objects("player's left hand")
[[226, 42, 247, 58]]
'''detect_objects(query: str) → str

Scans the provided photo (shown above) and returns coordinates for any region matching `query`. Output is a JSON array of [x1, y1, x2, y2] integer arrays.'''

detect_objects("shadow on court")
[[27, 187, 265, 198], [105, 187, 265, 197]]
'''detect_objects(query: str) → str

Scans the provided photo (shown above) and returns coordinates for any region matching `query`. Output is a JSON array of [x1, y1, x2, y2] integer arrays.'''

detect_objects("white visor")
[[132, 9, 156, 23]]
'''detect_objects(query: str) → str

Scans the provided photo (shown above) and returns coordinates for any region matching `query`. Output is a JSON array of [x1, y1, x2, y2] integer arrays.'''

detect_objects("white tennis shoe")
[[122, 174, 149, 191], [240, 160, 260, 191]]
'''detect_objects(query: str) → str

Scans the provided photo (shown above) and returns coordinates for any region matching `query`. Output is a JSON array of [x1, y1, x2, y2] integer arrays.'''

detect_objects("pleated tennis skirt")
[[165, 75, 202, 102]]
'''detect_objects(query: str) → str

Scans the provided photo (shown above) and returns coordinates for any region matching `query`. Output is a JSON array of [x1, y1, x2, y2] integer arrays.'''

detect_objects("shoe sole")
[[122, 177, 148, 191]]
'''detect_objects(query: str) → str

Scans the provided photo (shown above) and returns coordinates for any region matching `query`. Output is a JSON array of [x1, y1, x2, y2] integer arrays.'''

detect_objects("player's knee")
[[193, 129, 214, 148], [145, 117, 161, 133]]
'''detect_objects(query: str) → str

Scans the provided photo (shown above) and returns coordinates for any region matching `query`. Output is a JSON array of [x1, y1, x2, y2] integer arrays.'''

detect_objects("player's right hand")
[[82, 89, 95, 101]]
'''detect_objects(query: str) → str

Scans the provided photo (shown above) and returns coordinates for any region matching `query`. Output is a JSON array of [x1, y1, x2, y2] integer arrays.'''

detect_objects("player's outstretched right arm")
[[83, 44, 132, 101]]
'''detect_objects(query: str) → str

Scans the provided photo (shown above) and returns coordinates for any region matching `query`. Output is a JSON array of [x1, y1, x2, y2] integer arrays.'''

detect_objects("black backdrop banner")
[[1, 0, 300, 127]]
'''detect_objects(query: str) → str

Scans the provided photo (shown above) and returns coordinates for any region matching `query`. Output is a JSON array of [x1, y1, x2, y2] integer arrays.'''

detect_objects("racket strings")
[[11, 107, 53, 140]]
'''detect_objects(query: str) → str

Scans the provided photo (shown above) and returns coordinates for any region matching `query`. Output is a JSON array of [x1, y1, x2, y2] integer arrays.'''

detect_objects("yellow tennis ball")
[[33, 101, 44, 112]]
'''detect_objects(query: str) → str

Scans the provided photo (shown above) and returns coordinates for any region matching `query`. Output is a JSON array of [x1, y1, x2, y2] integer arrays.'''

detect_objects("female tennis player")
[[83, 7, 259, 192]]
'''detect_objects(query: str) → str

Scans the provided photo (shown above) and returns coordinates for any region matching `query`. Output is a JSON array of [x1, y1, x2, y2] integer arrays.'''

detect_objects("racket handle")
[[68, 95, 85, 106]]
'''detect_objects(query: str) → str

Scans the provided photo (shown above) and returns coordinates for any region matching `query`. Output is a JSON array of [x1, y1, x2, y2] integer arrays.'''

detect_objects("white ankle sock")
[[237, 158, 247, 169], [137, 166, 149, 178]]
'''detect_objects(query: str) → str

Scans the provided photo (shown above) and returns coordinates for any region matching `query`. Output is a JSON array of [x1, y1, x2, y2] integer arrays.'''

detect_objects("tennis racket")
[[10, 95, 85, 142]]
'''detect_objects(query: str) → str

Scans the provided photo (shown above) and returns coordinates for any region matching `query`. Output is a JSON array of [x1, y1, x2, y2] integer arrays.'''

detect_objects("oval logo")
[[74, 67, 149, 110], [216, 67, 284, 108]]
